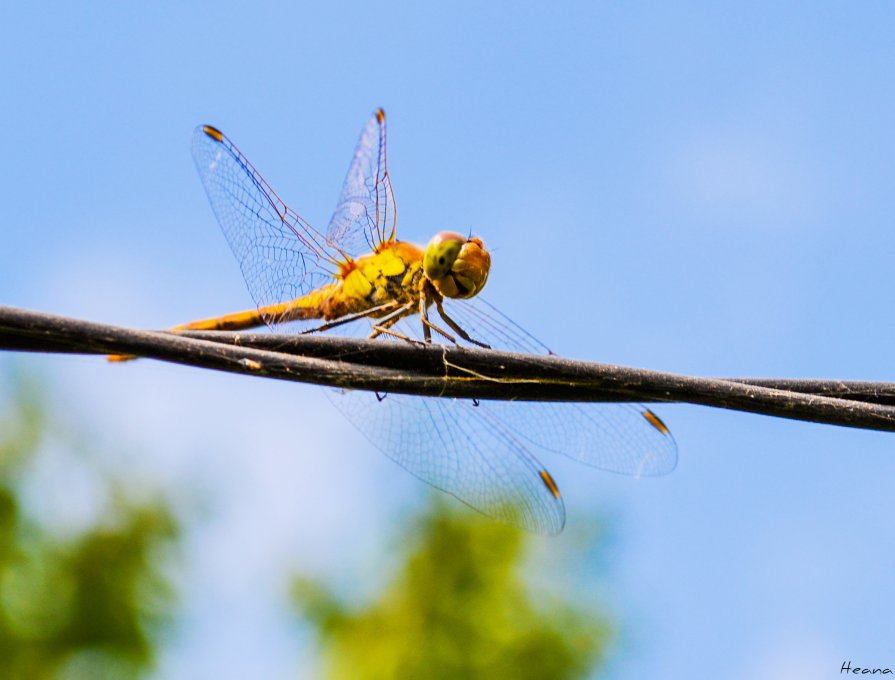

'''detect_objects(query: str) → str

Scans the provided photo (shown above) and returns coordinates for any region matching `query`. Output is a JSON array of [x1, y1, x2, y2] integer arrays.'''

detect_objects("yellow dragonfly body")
[[174, 233, 489, 347], [133, 109, 677, 534]]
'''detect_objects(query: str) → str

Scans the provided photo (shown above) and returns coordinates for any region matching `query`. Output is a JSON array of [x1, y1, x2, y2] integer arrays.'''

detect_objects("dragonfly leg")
[[420, 317, 456, 344], [374, 301, 416, 327], [371, 303, 426, 345], [417, 284, 459, 344], [371, 325, 426, 345], [371, 299, 457, 345], [434, 298, 491, 349], [302, 302, 401, 335], [419, 289, 432, 343]]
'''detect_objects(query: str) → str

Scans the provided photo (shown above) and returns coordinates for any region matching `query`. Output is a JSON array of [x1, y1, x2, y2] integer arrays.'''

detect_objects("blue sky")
[[2, 2, 895, 678]]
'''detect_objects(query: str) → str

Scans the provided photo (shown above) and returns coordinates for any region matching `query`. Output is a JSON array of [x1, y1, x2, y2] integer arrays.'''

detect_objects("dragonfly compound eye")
[[425, 232, 491, 299], [424, 231, 465, 279]]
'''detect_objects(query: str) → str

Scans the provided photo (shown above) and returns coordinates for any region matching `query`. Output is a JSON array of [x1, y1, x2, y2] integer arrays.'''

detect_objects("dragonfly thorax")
[[423, 231, 491, 300]]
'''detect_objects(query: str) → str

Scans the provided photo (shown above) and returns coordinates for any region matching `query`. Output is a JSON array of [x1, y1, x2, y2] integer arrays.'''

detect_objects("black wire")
[[2, 305, 895, 433]]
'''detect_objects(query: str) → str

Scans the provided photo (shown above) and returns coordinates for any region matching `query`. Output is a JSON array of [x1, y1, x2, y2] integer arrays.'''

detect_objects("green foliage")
[[293, 500, 611, 680], [0, 375, 179, 680]]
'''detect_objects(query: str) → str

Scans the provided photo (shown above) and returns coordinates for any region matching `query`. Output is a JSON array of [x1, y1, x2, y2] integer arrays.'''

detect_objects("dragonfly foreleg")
[[417, 284, 458, 345], [419, 317, 456, 344], [419, 288, 432, 343], [434, 298, 491, 349]]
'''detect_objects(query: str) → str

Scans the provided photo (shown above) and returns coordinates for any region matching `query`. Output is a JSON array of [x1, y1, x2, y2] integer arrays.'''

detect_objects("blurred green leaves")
[[0, 373, 622, 679], [0, 375, 179, 680], [294, 500, 611, 680]]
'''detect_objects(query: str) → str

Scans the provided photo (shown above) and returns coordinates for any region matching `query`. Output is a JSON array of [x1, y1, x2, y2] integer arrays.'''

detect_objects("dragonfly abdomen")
[[172, 290, 333, 331]]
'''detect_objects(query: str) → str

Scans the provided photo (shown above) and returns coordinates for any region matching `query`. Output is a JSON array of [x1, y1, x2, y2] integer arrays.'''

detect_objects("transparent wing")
[[324, 295, 675, 533], [325, 108, 396, 255], [191, 125, 336, 324], [364, 297, 677, 476], [328, 390, 565, 535], [433, 297, 679, 477]]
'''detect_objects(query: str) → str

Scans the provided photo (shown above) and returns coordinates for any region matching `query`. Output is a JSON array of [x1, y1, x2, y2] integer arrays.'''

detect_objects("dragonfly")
[[144, 109, 677, 534]]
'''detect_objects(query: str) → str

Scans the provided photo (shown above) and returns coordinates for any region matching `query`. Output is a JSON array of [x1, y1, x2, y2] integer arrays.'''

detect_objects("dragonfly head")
[[423, 231, 491, 299]]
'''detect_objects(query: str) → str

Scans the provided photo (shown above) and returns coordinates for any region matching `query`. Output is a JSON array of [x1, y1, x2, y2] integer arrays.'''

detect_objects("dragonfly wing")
[[325, 109, 396, 255], [328, 390, 566, 535], [478, 401, 676, 477], [191, 126, 334, 324], [424, 297, 679, 476]]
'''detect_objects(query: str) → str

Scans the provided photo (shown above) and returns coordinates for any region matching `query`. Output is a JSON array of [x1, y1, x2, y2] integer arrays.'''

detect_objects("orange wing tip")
[[539, 469, 561, 499], [202, 125, 224, 142], [375, 108, 386, 123], [107, 353, 137, 363], [642, 409, 671, 436]]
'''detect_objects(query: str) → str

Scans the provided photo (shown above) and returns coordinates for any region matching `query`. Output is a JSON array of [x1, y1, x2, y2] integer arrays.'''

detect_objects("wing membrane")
[[191, 126, 335, 323], [328, 390, 565, 534], [401, 297, 679, 476], [325, 109, 396, 255], [324, 295, 675, 532]]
